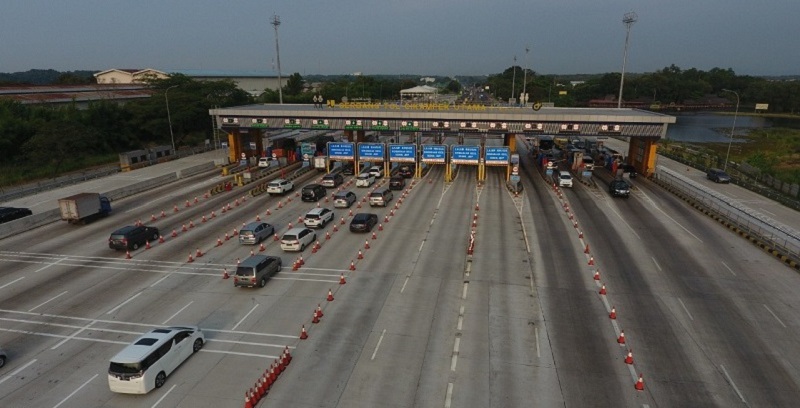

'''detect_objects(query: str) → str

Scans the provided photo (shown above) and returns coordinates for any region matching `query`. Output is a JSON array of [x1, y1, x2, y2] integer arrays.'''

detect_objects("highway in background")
[[1, 138, 799, 407]]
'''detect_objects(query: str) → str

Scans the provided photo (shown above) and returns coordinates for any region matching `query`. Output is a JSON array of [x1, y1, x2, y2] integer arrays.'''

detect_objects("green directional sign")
[[252, 118, 268, 128], [371, 120, 390, 131], [344, 119, 363, 130], [283, 118, 301, 129], [311, 119, 330, 129], [399, 120, 419, 132]]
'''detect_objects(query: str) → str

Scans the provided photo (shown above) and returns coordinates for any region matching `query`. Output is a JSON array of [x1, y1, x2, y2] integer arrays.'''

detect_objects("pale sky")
[[1, 0, 797, 76]]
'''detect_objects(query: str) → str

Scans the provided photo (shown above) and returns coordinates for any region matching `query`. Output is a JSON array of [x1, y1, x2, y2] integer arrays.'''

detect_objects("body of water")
[[665, 113, 800, 143]]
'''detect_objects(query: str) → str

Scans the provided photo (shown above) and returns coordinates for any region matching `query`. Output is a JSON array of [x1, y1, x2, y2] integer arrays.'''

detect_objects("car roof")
[[306, 207, 328, 215], [242, 221, 266, 229], [110, 326, 199, 363], [334, 190, 353, 197], [353, 213, 376, 220], [284, 227, 310, 234], [112, 225, 138, 234]]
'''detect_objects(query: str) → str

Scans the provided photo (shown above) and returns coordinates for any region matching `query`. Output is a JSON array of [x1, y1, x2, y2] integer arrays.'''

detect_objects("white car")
[[368, 165, 383, 179], [558, 172, 573, 188], [280, 228, 317, 252], [304, 208, 334, 228], [356, 173, 376, 188], [258, 157, 272, 168], [267, 179, 294, 195]]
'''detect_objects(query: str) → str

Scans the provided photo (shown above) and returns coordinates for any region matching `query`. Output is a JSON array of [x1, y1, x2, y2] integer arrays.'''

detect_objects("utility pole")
[[521, 46, 529, 107], [618, 11, 637, 109], [511, 55, 517, 106], [271, 14, 283, 104]]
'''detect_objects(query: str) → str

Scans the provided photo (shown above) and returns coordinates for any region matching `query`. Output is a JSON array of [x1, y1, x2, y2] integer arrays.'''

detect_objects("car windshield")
[[240, 231, 254, 237], [560, 174, 571, 179], [358, 175, 368, 179], [235, 267, 254, 276], [109, 362, 141, 374]]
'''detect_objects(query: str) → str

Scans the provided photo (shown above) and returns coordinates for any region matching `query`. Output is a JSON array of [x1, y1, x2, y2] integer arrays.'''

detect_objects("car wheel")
[[193, 338, 203, 353], [259, 277, 266, 288], [0, 356, 5, 368], [132, 242, 139, 250], [152, 233, 159, 241], [300, 243, 306, 251], [155, 371, 166, 388]]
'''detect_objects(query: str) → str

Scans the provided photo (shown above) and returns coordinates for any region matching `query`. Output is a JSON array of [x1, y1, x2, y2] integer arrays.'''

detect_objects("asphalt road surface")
[[1, 139, 799, 407]]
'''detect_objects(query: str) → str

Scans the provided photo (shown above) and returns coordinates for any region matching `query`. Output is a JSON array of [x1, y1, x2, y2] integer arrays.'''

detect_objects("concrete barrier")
[[178, 162, 215, 178], [0, 208, 62, 240], [104, 173, 178, 201]]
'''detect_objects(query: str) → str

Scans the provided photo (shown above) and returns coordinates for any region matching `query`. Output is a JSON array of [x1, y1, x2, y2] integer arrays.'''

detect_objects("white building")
[[94, 68, 281, 96], [93, 69, 169, 84]]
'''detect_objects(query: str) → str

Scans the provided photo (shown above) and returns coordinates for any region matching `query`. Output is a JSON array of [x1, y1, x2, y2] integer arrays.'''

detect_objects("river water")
[[664, 113, 800, 143]]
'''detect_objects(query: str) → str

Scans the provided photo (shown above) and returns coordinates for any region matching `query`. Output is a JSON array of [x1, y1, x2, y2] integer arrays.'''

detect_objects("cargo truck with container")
[[58, 193, 112, 224]]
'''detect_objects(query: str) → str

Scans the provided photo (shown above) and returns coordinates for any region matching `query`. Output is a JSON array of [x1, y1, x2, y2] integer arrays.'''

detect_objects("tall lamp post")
[[511, 55, 517, 106], [271, 15, 283, 104], [618, 11, 637, 109], [165, 84, 179, 153], [721, 88, 740, 171], [521, 46, 529, 107]]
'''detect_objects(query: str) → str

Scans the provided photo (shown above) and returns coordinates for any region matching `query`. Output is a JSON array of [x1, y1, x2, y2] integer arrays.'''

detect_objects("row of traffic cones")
[[553, 168, 646, 392], [244, 346, 293, 408]]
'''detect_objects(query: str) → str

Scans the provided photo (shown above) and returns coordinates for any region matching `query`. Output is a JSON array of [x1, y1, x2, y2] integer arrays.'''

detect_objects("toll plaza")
[[209, 103, 675, 179]]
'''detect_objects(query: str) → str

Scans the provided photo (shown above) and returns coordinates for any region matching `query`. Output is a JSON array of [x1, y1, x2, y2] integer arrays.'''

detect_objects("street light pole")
[[618, 12, 638, 109], [721, 88, 740, 171], [165, 84, 179, 153], [511, 55, 517, 106], [521, 46, 529, 107], [271, 15, 284, 104]]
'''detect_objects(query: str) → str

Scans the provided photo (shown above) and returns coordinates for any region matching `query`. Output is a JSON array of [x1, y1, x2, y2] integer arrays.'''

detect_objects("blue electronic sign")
[[484, 147, 510, 166], [328, 142, 355, 160], [358, 143, 385, 162], [451, 145, 480, 164], [422, 145, 446, 163], [389, 144, 416, 163]]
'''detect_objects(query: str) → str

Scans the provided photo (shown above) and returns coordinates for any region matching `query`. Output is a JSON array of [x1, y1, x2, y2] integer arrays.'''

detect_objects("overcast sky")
[[1, 0, 797, 77]]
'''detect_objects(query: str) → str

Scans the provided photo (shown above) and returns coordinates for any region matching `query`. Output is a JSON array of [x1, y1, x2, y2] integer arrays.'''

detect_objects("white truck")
[[58, 193, 112, 224], [313, 156, 328, 172]]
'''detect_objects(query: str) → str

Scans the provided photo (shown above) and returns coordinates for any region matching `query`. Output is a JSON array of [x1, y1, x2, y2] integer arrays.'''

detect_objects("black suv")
[[0, 207, 32, 224], [389, 176, 405, 190], [707, 168, 731, 183], [301, 184, 327, 202], [349, 213, 378, 232], [609, 179, 631, 198], [109, 225, 160, 250], [398, 165, 414, 178]]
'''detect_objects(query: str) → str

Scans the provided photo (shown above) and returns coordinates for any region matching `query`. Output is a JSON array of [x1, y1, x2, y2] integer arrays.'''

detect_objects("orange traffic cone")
[[174, 205, 179, 213], [634, 374, 644, 391], [158, 235, 165, 243], [145, 241, 151, 249], [624, 349, 634, 365], [125, 250, 132, 259], [256, 215, 261, 221], [223, 268, 229, 279], [317, 304, 324, 318], [161, 210, 166, 218], [588, 256, 595, 265], [340, 217, 346, 225], [273, 233, 279, 241], [326, 231, 331, 240], [617, 331, 626, 344], [196, 248, 203, 258], [172, 229, 178, 237], [349, 260, 356, 271], [299, 325, 308, 339], [187, 253, 194, 263], [378, 223, 383, 231], [339, 273, 347, 284], [151, 214, 157, 221], [292, 259, 299, 271], [357, 250, 363, 259], [599, 284, 607, 295], [259, 243, 266, 252], [364, 240, 370, 249], [593, 270, 600, 280], [578, 230, 584, 238], [182, 224, 188, 232], [327, 289, 334, 301], [298, 256, 304, 266], [372, 232, 377, 240], [609, 307, 617, 319], [216, 238, 223, 247], [244, 391, 253, 408], [312, 309, 320, 324], [584, 244, 590, 254], [202, 215, 207, 223]]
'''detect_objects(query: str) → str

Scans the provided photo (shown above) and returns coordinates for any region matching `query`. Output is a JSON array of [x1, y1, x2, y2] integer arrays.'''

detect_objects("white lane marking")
[[535, 327, 540, 358], [419, 240, 425, 252], [720, 364, 746, 403], [763, 304, 787, 328], [162, 301, 194, 325], [457, 305, 464, 331], [400, 276, 410, 294], [721, 261, 736, 277], [151, 384, 177, 408], [232, 304, 259, 331], [0, 308, 297, 338], [150, 274, 171, 287], [760, 208, 776, 216], [0, 277, 24, 290], [650, 203, 703, 243], [678, 298, 694, 321], [0, 359, 37, 385], [35, 257, 67, 273], [651, 257, 662, 272], [462, 282, 469, 300], [605, 203, 642, 240], [106, 292, 142, 315], [444, 382, 454, 408], [451, 337, 460, 371], [200, 349, 278, 359], [28, 291, 68, 312], [52, 373, 98, 408], [51, 320, 96, 349], [371, 329, 387, 361]]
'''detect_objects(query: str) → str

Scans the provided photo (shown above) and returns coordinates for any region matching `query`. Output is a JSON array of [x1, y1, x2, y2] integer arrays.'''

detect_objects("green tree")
[[284, 73, 305, 96]]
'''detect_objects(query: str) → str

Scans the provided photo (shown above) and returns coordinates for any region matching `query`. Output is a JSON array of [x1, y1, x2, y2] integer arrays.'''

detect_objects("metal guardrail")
[[656, 166, 800, 262], [0, 165, 120, 202]]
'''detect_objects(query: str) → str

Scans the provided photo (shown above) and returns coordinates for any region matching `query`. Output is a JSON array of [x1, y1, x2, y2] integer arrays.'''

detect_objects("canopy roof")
[[400, 85, 438, 95]]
